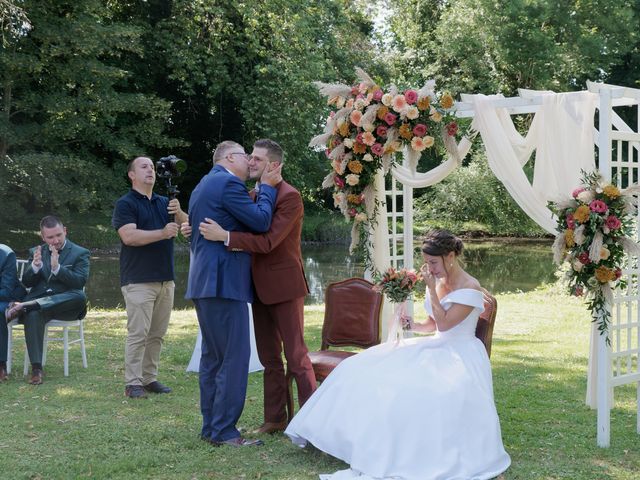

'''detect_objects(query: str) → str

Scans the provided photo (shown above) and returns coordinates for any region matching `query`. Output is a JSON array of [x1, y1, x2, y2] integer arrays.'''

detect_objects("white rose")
[[345, 174, 360, 186], [381, 93, 393, 106], [354, 98, 366, 111], [343, 138, 354, 148], [362, 154, 374, 162], [336, 96, 345, 108], [354, 212, 367, 222], [577, 190, 595, 203], [363, 123, 375, 132], [572, 260, 584, 272], [406, 106, 419, 120]]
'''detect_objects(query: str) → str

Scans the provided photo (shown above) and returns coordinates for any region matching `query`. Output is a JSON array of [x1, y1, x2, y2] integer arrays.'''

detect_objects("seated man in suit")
[[5, 216, 90, 385], [0, 243, 27, 381]]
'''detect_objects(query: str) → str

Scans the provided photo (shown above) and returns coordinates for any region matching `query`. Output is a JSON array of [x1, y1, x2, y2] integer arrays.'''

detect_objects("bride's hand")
[[421, 263, 436, 290]]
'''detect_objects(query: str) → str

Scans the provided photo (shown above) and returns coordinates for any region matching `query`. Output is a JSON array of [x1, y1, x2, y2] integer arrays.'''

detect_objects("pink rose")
[[325, 149, 331, 158], [371, 143, 384, 156], [605, 215, 621, 230], [404, 89, 418, 104], [373, 89, 384, 101], [589, 200, 607, 213], [383, 112, 397, 126], [334, 176, 345, 188], [348, 208, 357, 217], [574, 285, 584, 297], [412, 123, 427, 137], [566, 214, 575, 229], [572, 187, 586, 198], [376, 125, 388, 138], [446, 121, 458, 136], [351, 86, 359, 96], [615, 268, 622, 280], [356, 132, 364, 144], [578, 252, 591, 265]]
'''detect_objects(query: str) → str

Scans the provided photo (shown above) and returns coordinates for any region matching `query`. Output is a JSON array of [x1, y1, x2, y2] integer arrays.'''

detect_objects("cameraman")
[[112, 156, 188, 399]]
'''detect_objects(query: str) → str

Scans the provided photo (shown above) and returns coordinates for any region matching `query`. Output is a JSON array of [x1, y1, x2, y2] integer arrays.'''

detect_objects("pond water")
[[85, 240, 556, 309]]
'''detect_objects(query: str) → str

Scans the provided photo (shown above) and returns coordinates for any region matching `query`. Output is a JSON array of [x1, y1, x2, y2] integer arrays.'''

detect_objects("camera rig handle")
[[165, 178, 180, 223]]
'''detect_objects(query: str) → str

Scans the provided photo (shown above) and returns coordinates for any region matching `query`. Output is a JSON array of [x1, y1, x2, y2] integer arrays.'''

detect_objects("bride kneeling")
[[285, 230, 511, 480]]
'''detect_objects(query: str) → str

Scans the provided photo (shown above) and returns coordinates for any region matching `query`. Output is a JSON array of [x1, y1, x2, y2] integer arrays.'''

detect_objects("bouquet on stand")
[[373, 267, 422, 343]]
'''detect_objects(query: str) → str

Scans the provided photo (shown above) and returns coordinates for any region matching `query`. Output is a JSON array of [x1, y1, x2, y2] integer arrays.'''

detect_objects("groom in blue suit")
[[186, 140, 281, 447]]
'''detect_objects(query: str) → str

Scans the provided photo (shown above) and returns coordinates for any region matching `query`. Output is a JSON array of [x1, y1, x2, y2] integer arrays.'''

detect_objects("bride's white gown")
[[285, 288, 511, 480]]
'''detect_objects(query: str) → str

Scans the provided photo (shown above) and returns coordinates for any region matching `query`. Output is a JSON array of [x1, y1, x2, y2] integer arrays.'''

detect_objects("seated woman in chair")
[[285, 230, 511, 480], [0, 243, 27, 381]]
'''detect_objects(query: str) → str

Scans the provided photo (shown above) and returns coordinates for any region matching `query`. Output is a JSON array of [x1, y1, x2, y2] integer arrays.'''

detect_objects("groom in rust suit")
[[199, 138, 316, 434]]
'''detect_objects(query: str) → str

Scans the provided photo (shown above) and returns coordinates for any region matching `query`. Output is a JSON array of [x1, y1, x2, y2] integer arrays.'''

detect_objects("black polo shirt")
[[112, 189, 174, 286]]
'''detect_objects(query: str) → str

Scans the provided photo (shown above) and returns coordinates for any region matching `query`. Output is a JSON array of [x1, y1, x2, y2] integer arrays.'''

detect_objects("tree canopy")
[[1, 0, 639, 224]]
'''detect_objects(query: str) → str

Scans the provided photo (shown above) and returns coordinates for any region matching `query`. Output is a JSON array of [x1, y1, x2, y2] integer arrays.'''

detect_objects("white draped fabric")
[[372, 90, 598, 276], [186, 303, 264, 373]]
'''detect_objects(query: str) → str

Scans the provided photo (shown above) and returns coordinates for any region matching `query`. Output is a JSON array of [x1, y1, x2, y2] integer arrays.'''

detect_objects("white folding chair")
[[7, 259, 88, 376]]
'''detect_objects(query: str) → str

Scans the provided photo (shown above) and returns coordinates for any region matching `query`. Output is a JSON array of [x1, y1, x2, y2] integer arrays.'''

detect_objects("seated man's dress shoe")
[[211, 437, 264, 447], [124, 385, 148, 399], [0, 366, 7, 382], [143, 381, 172, 394], [254, 421, 288, 434], [29, 368, 43, 385]]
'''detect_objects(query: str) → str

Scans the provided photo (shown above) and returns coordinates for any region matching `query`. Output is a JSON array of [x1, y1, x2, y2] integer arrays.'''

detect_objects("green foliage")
[[1, 153, 125, 217], [414, 153, 546, 236], [387, 0, 638, 94]]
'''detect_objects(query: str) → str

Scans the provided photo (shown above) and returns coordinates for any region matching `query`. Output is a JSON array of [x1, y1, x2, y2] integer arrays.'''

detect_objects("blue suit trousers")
[[193, 297, 250, 441]]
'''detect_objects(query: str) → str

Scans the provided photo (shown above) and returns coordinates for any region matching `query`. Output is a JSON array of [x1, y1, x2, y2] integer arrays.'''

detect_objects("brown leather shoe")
[[0, 366, 7, 382], [29, 368, 43, 385], [211, 437, 264, 447], [254, 421, 288, 434]]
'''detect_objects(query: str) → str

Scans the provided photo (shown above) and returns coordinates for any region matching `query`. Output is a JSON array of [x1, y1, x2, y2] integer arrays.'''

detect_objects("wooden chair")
[[475, 290, 498, 358], [286, 277, 383, 421]]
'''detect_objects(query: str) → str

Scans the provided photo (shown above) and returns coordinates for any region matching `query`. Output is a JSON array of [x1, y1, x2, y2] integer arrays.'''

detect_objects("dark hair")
[[421, 229, 464, 257], [127, 156, 152, 173], [253, 138, 284, 163], [40, 215, 64, 230]]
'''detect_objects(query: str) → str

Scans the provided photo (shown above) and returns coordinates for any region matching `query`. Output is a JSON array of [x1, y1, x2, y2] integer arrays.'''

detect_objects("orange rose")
[[377, 105, 389, 120], [603, 184, 621, 199], [573, 205, 591, 223], [352, 142, 367, 154], [417, 96, 430, 111], [347, 194, 362, 204], [440, 92, 454, 109], [398, 124, 413, 140], [564, 229, 575, 247], [338, 122, 350, 137], [595, 266, 616, 283], [347, 160, 363, 174]]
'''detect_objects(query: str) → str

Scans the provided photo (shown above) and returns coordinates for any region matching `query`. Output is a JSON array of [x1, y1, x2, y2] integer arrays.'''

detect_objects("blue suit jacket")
[[186, 164, 277, 302], [0, 244, 26, 313]]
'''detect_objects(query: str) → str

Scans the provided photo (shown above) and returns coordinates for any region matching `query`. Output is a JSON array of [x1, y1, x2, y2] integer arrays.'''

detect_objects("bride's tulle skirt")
[[286, 335, 511, 480]]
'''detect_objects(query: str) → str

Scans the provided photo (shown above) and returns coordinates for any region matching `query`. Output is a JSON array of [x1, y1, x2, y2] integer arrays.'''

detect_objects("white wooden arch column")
[[371, 83, 640, 447]]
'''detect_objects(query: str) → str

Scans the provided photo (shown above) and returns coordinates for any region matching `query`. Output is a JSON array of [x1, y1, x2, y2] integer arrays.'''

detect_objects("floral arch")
[[311, 69, 640, 448]]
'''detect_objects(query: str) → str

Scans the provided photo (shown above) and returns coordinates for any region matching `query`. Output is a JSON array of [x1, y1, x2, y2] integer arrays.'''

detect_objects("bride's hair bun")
[[421, 229, 464, 257]]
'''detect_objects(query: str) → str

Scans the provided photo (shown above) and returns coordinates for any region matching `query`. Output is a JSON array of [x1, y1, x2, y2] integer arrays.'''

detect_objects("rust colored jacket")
[[228, 180, 309, 305]]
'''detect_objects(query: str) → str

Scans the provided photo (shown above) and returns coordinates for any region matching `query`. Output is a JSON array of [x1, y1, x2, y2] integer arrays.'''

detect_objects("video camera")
[[156, 155, 186, 180], [155, 155, 187, 222]]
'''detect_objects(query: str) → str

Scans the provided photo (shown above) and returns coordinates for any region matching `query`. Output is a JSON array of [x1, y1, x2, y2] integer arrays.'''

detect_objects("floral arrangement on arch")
[[310, 68, 460, 269], [549, 170, 640, 340]]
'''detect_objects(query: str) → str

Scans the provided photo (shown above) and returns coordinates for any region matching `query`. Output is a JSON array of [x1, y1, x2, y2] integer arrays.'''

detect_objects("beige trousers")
[[122, 281, 174, 386]]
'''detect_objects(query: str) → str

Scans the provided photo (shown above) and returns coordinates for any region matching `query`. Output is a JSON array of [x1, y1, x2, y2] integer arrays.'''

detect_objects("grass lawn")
[[1, 287, 639, 479]]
